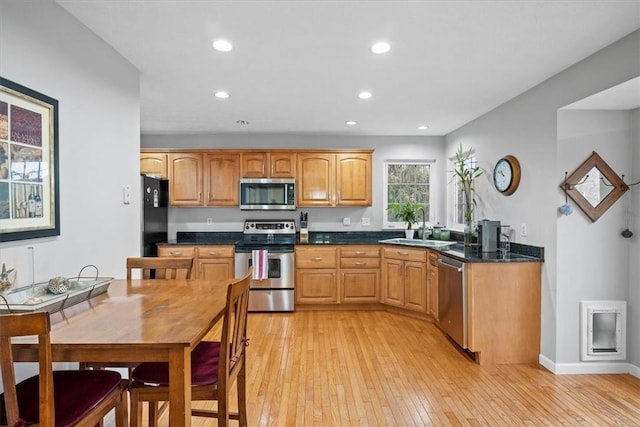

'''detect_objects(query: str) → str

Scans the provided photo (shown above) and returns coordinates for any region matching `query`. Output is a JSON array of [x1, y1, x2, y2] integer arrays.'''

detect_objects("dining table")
[[10, 277, 230, 427]]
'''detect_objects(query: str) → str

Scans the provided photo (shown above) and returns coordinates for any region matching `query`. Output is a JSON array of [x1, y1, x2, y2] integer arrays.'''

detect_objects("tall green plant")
[[452, 145, 484, 224]]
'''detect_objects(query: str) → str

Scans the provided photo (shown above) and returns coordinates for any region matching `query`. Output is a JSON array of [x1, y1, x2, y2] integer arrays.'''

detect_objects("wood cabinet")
[[241, 152, 295, 178], [296, 246, 338, 304], [140, 152, 168, 178], [196, 246, 235, 280], [205, 153, 240, 206], [427, 251, 439, 320], [159, 245, 234, 280], [168, 153, 204, 206], [382, 247, 427, 312], [339, 246, 380, 303], [296, 151, 372, 207]]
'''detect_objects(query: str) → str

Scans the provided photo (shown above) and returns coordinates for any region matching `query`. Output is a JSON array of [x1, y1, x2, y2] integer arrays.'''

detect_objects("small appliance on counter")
[[299, 212, 309, 243], [477, 219, 501, 252]]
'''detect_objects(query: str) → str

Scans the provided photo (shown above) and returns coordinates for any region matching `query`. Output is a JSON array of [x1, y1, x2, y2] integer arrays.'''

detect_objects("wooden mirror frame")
[[561, 151, 628, 222]]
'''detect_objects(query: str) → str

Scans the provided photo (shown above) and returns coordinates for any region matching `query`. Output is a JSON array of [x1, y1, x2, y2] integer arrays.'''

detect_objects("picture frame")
[[0, 77, 60, 242]]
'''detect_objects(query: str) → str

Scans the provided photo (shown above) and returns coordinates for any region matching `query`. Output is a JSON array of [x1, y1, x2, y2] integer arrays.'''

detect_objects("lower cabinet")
[[158, 245, 234, 280], [296, 246, 338, 304], [339, 246, 380, 303], [381, 247, 427, 313]]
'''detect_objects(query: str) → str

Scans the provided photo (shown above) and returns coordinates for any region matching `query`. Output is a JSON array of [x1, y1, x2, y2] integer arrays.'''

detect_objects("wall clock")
[[493, 155, 521, 196]]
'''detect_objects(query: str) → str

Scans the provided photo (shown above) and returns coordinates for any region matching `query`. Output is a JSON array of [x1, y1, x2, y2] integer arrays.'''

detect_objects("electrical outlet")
[[520, 223, 527, 237], [343, 217, 351, 226], [361, 217, 371, 226], [206, 218, 213, 225]]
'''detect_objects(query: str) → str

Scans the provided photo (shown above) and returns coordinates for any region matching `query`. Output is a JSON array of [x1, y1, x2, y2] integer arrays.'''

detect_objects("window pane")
[[384, 162, 432, 227]]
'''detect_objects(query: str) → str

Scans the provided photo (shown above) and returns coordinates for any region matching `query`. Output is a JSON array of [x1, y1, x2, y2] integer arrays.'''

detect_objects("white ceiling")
[[57, 1, 640, 136]]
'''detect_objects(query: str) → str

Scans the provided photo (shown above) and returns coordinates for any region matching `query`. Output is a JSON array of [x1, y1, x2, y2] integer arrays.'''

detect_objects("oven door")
[[234, 249, 294, 289]]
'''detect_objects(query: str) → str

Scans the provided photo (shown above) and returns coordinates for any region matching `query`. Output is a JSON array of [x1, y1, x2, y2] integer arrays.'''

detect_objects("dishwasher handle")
[[438, 257, 463, 272]]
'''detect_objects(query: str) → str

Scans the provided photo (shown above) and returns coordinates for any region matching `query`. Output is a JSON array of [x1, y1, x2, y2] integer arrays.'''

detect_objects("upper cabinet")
[[241, 152, 295, 178], [297, 151, 372, 207], [205, 153, 240, 206], [140, 152, 168, 178], [168, 153, 204, 206]]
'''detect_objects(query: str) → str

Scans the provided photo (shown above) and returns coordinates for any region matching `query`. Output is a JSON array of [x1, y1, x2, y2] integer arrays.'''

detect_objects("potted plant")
[[388, 198, 422, 239], [451, 145, 484, 245]]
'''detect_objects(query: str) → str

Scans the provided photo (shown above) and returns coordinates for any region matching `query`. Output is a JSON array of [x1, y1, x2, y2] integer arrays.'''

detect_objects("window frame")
[[382, 159, 435, 230]]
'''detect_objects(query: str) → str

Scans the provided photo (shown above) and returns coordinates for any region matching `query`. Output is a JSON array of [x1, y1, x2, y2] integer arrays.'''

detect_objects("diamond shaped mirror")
[[561, 151, 628, 222]]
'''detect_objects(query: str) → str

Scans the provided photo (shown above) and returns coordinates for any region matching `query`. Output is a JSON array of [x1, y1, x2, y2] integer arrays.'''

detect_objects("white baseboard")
[[539, 354, 639, 376]]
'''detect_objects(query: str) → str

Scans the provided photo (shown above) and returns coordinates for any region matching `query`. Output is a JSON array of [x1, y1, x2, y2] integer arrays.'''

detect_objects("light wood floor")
[[142, 310, 640, 426]]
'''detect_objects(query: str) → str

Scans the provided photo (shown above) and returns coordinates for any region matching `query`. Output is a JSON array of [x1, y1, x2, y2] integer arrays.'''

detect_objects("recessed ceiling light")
[[212, 39, 233, 52], [346, 121, 357, 125], [418, 125, 429, 130], [215, 91, 229, 99], [371, 42, 390, 54], [236, 120, 250, 125], [358, 91, 372, 100]]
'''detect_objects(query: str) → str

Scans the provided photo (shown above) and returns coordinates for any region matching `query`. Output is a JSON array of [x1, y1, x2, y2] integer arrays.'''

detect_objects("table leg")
[[168, 346, 192, 427]]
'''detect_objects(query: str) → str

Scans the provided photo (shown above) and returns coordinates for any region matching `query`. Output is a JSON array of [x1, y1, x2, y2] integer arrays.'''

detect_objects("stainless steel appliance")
[[234, 219, 296, 312], [141, 175, 168, 257], [477, 219, 501, 253], [438, 255, 467, 348], [239, 178, 296, 210]]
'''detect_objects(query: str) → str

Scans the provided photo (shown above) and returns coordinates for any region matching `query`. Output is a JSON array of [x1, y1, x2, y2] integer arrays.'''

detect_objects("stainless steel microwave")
[[239, 178, 296, 210]]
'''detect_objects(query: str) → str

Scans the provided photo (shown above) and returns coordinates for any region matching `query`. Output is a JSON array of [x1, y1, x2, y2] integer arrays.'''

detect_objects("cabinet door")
[[340, 269, 379, 303], [297, 153, 334, 206], [335, 153, 371, 206], [205, 153, 240, 206], [428, 253, 439, 320], [405, 261, 427, 312], [269, 152, 295, 178], [140, 152, 167, 178], [296, 269, 337, 304], [382, 258, 404, 306], [241, 152, 268, 178], [198, 258, 234, 281], [168, 153, 203, 206]]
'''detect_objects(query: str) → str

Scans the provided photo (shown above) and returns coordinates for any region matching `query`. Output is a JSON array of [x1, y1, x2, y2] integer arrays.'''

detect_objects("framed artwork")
[[0, 78, 59, 242]]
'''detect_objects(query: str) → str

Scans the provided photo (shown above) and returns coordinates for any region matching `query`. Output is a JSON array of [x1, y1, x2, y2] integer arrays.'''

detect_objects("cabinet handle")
[[262, 164, 265, 175], [207, 192, 210, 202], [398, 251, 409, 256], [354, 251, 365, 255], [271, 164, 274, 175], [170, 251, 182, 256], [208, 251, 218, 256], [355, 261, 365, 266], [311, 257, 323, 261]]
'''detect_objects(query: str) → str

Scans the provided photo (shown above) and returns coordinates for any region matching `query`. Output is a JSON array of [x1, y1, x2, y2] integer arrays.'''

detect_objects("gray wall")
[[445, 30, 640, 372], [141, 134, 446, 239]]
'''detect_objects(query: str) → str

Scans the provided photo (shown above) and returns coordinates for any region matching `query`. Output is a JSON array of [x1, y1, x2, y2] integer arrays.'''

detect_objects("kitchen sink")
[[378, 238, 457, 248]]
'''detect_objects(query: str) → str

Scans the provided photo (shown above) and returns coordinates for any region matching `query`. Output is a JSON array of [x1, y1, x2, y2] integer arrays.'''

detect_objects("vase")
[[405, 229, 415, 239], [463, 220, 474, 246]]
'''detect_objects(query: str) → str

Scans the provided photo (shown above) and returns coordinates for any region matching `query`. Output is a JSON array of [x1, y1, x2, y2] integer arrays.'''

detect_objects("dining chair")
[[0, 311, 129, 427], [126, 256, 194, 279], [129, 270, 251, 427]]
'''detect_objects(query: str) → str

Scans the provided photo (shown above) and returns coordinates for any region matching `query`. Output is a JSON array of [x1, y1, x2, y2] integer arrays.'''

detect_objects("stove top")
[[235, 220, 297, 252]]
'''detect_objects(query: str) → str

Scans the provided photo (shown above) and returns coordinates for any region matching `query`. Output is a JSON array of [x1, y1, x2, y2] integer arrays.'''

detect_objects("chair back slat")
[[219, 270, 251, 386], [0, 312, 55, 427], [126, 257, 194, 280]]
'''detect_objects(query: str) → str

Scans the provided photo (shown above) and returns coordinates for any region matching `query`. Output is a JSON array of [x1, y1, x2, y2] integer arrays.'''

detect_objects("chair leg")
[[130, 390, 142, 427], [115, 386, 129, 427], [237, 363, 248, 427], [149, 401, 160, 427]]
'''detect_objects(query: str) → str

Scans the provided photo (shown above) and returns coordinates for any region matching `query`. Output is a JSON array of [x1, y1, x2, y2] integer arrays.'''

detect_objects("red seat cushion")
[[0, 369, 121, 427], [132, 341, 221, 386]]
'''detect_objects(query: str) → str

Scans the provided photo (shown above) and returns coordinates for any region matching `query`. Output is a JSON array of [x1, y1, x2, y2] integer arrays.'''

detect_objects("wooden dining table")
[[11, 278, 230, 427]]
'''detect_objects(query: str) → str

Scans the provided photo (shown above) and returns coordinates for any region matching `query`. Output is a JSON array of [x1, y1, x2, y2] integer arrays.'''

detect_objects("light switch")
[[343, 217, 351, 226], [123, 185, 131, 205]]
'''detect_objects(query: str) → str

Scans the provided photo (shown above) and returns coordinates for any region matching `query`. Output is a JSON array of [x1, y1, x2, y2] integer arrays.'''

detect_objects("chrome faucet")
[[417, 207, 427, 240]]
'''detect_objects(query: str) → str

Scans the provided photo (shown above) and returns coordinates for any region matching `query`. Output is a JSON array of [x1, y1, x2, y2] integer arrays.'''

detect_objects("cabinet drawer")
[[428, 251, 439, 266], [197, 246, 235, 258], [382, 247, 426, 262], [340, 246, 380, 258], [296, 247, 337, 268], [158, 246, 196, 258], [340, 258, 381, 269]]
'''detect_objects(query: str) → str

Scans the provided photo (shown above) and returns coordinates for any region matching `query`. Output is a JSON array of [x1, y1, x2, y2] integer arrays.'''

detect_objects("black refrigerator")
[[141, 175, 168, 257]]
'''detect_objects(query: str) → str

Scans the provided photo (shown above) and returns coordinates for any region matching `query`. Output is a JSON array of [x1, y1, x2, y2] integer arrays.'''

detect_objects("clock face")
[[493, 155, 521, 195], [493, 159, 512, 191]]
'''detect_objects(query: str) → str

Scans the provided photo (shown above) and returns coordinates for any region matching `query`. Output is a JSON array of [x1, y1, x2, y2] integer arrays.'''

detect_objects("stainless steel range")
[[234, 219, 296, 312]]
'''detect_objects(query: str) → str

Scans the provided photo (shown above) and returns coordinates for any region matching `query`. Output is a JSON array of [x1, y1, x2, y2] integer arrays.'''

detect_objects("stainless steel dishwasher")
[[438, 255, 467, 349]]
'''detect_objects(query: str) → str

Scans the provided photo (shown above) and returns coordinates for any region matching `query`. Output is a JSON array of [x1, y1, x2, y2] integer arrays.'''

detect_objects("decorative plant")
[[388, 198, 422, 230], [451, 145, 484, 235]]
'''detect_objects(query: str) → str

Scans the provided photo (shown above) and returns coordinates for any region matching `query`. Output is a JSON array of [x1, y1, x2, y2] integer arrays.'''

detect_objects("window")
[[383, 160, 432, 228]]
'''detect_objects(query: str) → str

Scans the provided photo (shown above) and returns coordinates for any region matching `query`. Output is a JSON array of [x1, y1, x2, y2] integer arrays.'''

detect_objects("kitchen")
[[1, 0, 639, 424]]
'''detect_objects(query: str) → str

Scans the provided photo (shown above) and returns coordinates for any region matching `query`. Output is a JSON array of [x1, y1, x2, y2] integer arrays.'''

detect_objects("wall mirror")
[[561, 151, 628, 222]]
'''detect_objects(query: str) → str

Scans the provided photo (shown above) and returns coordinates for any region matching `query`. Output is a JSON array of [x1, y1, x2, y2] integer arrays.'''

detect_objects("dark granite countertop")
[[161, 231, 543, 263]]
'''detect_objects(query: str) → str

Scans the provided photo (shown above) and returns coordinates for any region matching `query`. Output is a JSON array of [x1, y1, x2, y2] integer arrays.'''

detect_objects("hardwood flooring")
[[147, 310, 640, 426]]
